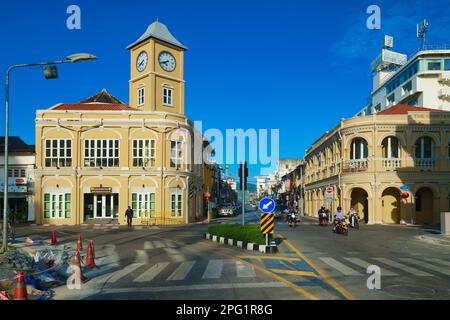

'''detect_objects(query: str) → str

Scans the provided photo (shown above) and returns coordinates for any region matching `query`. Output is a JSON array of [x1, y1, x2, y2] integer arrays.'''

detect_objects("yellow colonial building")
[[304, 104, 450, 225], [34, 21, 207, 225]]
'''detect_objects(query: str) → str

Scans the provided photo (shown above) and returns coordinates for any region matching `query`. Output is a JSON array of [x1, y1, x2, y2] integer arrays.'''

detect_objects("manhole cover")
[[384, 284, 437, 299]]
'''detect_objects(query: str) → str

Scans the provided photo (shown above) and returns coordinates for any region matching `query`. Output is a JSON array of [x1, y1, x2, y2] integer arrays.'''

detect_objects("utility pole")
[[239, 161, 248, 225]]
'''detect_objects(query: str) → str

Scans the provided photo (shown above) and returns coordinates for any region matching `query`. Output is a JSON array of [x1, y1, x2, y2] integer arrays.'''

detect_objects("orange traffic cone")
[[13, 272, 27, 300], [71, 250, 87, 283], [51, 231, 57, 245], [76, 234, 83, 251], [85, 240, 96, 269]]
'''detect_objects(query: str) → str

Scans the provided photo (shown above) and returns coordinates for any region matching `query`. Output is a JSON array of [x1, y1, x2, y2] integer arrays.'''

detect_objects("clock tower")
[[127, 21, 187, 114]]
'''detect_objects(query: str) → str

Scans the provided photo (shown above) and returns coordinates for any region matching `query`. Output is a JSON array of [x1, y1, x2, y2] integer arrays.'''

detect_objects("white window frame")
[[45, 139, 72, 167], [132, 192, 156, 218], [170, 140, 183, 169], [350, 139, 368, 160], [84, 139, 120, 167], [170, 190, 183, 218], [163, 86, 173, 106], [43, 192, 71, 219], [132, 139, 156, 167], [382, 136, 400, 159], [137, 87, 145, 106]]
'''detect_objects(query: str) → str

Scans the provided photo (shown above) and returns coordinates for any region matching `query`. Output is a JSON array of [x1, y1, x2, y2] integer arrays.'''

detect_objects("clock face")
[[136, 51, 148, 72], [159, 51, 176, 72]]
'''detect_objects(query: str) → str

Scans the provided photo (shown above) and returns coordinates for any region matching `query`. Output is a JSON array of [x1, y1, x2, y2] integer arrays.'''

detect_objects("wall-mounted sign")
[[91, 187, 112, 194]]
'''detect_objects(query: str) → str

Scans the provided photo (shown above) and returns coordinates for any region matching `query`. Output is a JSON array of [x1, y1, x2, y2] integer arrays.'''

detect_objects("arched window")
[[382, 136, 400, 158], [415, 136, 434, 159], [350, 138, 368, 160]]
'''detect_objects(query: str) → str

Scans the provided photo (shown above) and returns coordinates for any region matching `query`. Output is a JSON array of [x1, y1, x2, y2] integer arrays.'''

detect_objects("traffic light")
[[238, 161, 248, 191]]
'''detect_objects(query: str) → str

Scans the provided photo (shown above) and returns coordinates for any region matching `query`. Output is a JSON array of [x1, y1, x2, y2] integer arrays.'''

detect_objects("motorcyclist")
[[333, 206, 345, 231], [318, 206, 327, 225], [288, 207, 297, 227], [348, 207, 359, 228]]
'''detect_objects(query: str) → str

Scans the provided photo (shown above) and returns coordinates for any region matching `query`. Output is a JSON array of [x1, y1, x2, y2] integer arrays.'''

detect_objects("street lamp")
[[1, 53, 97, 253]]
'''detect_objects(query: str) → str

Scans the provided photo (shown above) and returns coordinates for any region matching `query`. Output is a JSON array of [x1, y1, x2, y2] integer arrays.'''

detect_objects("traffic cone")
[[71, 250, 87, 283], [76, 234, 83, 251], [85, 240, 96, 269], [51, 231, 57, 245], [13, 271, 27, 300]]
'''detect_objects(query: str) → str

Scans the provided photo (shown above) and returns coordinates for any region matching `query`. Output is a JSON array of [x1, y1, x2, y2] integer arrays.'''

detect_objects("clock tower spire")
[[127, 21, 187, 114]]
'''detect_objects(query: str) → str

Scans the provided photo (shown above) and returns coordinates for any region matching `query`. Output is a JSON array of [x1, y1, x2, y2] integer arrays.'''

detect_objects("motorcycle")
[[348, 212, 360, 229], [287, 212, 297, 227], [319, 212, 328, 226], [333, 219, 349, 235]]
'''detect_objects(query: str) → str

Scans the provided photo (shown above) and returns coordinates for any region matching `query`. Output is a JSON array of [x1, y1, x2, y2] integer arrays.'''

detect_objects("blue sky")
[[0, 0, 449, 181]]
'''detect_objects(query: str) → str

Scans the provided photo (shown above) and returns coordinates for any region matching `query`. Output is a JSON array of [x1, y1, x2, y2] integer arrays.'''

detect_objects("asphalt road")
[[9, 212, 450, 300]]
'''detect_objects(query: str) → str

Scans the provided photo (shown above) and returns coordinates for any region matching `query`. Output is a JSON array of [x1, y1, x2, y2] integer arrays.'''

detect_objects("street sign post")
[[259, 197, 275, 214], [260, 213, 275, 246], [325, 186, 334, 203]]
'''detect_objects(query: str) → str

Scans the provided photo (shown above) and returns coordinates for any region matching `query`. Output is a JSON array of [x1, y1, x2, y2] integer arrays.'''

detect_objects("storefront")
[[84, 187, 119, 220]]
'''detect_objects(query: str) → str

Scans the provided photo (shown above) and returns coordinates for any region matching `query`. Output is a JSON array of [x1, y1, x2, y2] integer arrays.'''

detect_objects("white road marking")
[[92, 282, 287, 295], [202, 259, 230, 279], [167, 261, 196, 281], [319, 257, 362, 276], [344, 257, 398, 276], [153, 241, 165, 248], [236, 261, 256, 278], [107, 263, 144, 283], [164, 241, 176, 248], [399, 258, 450, 276], [373, 258, 433, 276], [135, 250, 149, 264], [133, 262, 170, 282], [144, 241, 154, 250], [428, 258, 450, 267], [163, 248, 180, 255]]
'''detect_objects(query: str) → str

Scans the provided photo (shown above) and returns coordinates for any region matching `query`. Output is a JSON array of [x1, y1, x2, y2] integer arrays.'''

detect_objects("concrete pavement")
[[6, 212, 450, 300]]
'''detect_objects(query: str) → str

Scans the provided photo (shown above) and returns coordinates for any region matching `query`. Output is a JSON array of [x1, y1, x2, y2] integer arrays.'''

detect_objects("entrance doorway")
[[382, 188, 401, 224], [84, 193, 119, 220], [415, 187, 434, 224], [350, 188, 369, 223]]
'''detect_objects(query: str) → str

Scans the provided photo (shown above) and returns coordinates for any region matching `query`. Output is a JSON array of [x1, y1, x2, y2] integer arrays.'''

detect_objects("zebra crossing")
[[95, 258, 260, 285], [316, 256, 450, 278]]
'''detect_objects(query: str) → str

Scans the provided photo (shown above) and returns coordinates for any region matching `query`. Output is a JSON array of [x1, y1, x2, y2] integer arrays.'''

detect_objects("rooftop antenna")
[[417, 19, 428, 50]]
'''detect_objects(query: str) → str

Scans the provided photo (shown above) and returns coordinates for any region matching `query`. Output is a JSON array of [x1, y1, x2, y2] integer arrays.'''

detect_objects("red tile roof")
[[53, 103, 138, 111], [377, 104, 443, 115]]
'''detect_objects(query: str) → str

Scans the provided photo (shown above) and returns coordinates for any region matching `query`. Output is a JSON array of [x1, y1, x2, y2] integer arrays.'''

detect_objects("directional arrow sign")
[[259, 197, 275, 213]]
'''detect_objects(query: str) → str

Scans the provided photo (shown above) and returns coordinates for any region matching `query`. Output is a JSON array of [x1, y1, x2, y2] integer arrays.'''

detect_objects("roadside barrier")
[[84, 240, 96, 269], [13, 271, 28, 300], [51, 231, 57, 245], [76, 234, 83, 251]]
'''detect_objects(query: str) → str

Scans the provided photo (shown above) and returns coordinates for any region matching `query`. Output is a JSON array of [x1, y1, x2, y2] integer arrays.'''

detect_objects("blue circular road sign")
[[400, 185, 410, 191], [259, 197, 275, 213]]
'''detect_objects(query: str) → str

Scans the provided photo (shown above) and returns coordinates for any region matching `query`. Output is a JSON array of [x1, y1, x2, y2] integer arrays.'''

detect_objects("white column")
[[387, 137, 392, 158], [93, 194, 97, 218]]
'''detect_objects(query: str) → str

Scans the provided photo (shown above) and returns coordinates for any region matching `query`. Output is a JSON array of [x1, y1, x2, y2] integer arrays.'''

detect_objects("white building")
[[0, 137, 35, 222], [357, 37, 450, 116], [275, 159, 304, 180]]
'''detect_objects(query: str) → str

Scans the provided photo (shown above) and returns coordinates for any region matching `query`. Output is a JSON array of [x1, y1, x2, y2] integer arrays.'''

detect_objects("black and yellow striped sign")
[[260, 213, 275, 234]]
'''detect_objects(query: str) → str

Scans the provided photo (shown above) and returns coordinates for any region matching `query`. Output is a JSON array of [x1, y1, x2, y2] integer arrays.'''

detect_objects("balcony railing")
[[382, 158, 401, 168], [343, 159, 368, 172], [415, 159, 435, 168]]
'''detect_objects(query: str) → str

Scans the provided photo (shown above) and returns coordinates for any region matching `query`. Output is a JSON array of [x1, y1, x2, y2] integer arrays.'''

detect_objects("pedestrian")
[[125, 206, 134, 227]]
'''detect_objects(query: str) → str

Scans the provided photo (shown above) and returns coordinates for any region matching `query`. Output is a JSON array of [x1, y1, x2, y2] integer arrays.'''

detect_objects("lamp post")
[[1, 53, 97, 253]]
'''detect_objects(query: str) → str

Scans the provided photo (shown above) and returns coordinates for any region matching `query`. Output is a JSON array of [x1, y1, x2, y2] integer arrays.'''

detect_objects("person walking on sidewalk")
[[125, 206, 134, 227]]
